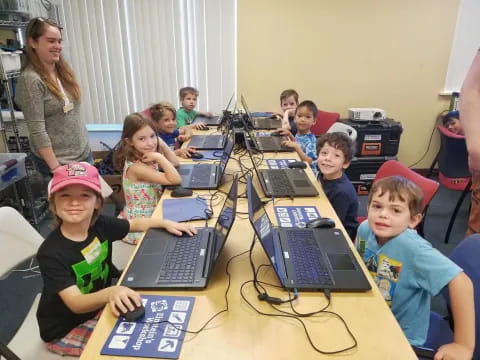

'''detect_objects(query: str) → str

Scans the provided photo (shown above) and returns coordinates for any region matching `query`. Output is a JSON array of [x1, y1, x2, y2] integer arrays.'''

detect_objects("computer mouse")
[[306, 217, 336, 229], [270, 130, 283, 136], [288, 161, 307, 169], [198, 126, 210, 131], [171, 186, 193, 197], [117, 303, 145, 322], [191, 152, 204, 159]]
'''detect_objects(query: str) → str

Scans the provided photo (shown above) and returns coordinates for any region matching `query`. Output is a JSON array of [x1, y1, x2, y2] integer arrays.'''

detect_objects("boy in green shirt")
[[176, 87, 212, 129]]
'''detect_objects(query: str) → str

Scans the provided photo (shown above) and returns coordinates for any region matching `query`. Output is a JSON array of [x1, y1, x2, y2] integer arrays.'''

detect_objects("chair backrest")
[[0, 207, 44, 275], [310, 110, 340, 136], [437, 125, 470, 179], [375, 160, 439, 212], [447, 234, 480, 359], [327, 122, 358, 141]]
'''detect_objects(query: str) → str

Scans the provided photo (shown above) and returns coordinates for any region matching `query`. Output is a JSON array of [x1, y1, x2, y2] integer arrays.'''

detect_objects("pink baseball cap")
[[48, 162, 112, 198]]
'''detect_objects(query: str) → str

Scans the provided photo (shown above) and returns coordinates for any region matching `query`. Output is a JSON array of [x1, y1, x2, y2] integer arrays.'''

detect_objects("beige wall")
[[238, 0, 460, 167]]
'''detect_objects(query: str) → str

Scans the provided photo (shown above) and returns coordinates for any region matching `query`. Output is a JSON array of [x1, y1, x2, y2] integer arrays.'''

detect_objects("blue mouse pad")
[[191, 150, 223, 161], [163, 198, 209, 222], [274, 206, 320, 228], [101, 295, 195, 359]]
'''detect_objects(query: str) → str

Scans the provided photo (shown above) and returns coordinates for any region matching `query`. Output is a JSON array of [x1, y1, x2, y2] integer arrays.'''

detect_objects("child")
[[176, 86, 211, 129], [115, 113, 182, 245], [36, 162, 196, 356], [150, 102, 198, 158], [280, 89, 299, 135], [356, 176, 474, 358], [279, 100, 318, 166], [316, 133, 358, 239], [442, 110, 464, 136]]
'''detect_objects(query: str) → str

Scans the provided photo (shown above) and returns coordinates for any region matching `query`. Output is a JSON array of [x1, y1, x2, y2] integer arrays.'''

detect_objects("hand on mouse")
[[108, 286, 142, 317], [174, 148, 192, 159], [194, 121, 208, 130]]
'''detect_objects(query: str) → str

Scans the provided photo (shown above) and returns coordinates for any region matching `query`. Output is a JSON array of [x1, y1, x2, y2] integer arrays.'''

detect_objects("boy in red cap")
[[37, 162, 196, 356]]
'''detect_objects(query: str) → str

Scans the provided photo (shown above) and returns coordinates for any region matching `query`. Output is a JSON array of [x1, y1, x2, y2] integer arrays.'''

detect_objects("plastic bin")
[[0, 152, 27, 191], [0, 51, 22, 73]]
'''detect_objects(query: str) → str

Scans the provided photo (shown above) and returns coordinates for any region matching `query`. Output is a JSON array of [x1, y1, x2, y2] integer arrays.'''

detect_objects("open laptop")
[[193, 93, 235, 127], [188, 117, 233, 150], [122, 177, 238, 290], [245, 137, 318, 197], [241, 95, 281, 130], [247, 176, 371, 292], [178, 133, 234, 189], [241, 115, 290, 152]]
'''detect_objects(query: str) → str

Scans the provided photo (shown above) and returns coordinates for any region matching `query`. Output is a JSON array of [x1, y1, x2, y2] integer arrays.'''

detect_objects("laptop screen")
[[244, 136, 262, 179], [212, 176, 238, 261], [246, 176, 277, 266], [218, 134, 234, 177]]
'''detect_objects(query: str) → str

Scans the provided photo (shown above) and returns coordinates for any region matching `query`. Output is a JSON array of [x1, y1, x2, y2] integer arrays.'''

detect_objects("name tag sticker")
[[64, 102, 74, 113], [81, 238, 102, 264]]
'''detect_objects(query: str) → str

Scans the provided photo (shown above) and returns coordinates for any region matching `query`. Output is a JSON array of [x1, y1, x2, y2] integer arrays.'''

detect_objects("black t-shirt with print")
[[36, 215, 130, 342]]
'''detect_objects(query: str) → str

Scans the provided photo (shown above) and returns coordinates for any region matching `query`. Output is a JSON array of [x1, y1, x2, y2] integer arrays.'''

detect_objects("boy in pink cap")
[[37, 162, 196, 356]]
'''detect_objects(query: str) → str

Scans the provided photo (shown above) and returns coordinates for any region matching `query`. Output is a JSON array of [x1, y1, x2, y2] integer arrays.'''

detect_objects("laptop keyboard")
[[265, 170, 295, 195], [203, 136, 223, 147], [286, 230, 334, 286], [156, 236, 201, 284], [191, 165, 214, 186]]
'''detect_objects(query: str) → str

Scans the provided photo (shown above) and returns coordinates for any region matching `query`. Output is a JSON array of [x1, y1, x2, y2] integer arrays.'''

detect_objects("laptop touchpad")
[[293, 179, 310, 187], [328, 253, 356, 271]]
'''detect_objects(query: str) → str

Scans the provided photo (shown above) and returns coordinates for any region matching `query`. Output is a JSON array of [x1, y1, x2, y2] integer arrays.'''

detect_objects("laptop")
[[193, 93, 235, 127], [122, 177, 238, 290], [188, 117, 233, 150], [245, 137, 319, 197], [241, 114, 290, 152], [241, 95, 281, 130], [178, 133, 234, 189], [247, 176, 371, 292]]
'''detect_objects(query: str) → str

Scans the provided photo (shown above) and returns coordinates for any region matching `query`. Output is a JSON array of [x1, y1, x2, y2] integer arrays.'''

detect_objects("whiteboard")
[[444, 0, 480, 93]]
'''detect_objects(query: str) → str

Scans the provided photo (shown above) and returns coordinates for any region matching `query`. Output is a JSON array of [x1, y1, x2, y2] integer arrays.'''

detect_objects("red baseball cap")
[[48, 162, 112, 198]]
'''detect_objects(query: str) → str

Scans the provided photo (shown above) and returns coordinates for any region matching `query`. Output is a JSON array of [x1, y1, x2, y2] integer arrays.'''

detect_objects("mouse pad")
[[163, 198, 209, 222], [101, 295, 195, 359], [191, 150, 223, 161], [274, 206, 320, 228], [265, 159, 296, 169]]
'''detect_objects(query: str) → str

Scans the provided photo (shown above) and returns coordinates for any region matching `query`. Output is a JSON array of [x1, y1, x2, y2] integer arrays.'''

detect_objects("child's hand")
[[285, 108, 296, 117], [163, 220, 198, 236], [108, 285, 142, 317], [141, 152, 163, 163], [194, 122, 208, 130], [278, 129, 294, 140], [281, 139, 298, 150], [434, 342, 473, 360], [177, 134, 188, 142], [174, 148, 190, 159]]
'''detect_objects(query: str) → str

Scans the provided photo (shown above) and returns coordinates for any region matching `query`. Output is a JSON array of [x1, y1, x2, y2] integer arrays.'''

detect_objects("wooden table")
[[81, 129, 416, 359]]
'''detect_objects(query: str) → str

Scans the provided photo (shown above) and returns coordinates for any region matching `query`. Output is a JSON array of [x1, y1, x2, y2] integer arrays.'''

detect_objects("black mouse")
[[117, 303, 145, 322], [270, 131, 283, 136], [171, 186, 193, 197], [306, 217, 336, 229], [288, 161, 307, 169], [191, 152, 204, 159]]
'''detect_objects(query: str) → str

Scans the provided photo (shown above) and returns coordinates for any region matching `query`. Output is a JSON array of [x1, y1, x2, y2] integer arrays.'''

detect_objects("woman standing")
[[15, 18, 91, 176]]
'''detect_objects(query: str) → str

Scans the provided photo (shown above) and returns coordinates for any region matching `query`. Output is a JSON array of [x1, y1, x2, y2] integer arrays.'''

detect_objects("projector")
[[348, 108, 386, 121]]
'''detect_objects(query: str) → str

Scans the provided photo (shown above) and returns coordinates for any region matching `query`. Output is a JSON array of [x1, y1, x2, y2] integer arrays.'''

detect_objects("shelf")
[[0, 19, 28, 28], [4, 70, 20, 79]]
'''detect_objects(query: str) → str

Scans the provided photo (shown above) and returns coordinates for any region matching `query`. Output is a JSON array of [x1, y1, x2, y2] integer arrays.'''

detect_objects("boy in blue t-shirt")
[[316, 132, 358, 239], [150, 102, 198, 158], [279, 100, 318, 167], [356, 176, 474, 359]]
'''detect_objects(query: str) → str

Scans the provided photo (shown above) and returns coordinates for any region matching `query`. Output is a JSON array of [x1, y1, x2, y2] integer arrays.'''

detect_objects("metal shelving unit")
[[0, 14, 48, 226]]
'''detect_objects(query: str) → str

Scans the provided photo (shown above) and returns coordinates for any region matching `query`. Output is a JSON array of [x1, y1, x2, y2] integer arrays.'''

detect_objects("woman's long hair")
[[114, 113, 159, 171], [24, 17, 81, 102]]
